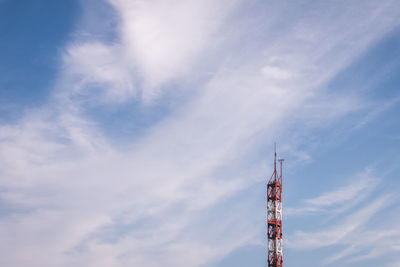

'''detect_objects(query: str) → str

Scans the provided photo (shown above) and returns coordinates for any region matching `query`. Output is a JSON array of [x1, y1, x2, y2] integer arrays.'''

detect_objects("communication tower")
[[267, 145, 284, 267]]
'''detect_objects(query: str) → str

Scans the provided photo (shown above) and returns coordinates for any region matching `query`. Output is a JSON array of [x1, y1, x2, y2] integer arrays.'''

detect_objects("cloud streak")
[[286, 169, 380, 216], [287, 193, 394, 250], [286, 169, 400, 265]]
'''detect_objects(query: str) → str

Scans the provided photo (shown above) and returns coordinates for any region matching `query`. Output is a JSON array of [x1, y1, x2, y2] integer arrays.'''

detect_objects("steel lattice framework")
[[267, 147, 284, 267]]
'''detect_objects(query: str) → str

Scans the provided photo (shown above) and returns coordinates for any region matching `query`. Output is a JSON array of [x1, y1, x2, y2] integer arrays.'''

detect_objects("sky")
[[0, 0, 400, 266]]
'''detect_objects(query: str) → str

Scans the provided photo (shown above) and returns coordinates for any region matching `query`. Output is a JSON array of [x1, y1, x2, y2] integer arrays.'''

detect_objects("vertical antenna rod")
[[267, 144, 284, 267]]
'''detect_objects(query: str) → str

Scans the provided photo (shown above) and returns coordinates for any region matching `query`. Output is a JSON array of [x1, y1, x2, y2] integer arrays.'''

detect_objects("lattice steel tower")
[[267, 145, 284, 267]]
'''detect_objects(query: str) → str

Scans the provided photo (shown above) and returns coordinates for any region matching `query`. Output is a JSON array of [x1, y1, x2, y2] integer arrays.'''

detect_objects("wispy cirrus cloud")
[[286, 168, 400, 265], [287, 193, 394, 249], [286, 169, 380, 216]]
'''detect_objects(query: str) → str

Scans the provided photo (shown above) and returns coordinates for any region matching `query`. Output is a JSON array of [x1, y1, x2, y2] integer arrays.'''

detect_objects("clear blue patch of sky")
[[82, 90, 182, 147], [0, 0, 80, 121], [83, 98, 168, 145]]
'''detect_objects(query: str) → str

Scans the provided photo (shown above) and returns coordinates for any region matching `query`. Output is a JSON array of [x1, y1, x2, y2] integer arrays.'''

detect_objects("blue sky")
[[1, 0, 400, 266]]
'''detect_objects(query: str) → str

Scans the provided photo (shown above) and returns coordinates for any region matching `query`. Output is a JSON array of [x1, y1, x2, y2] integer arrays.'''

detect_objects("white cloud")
[[261, 65, 293, 80], [62, 0, 241, 103], [287, 194, 393, 250], [111, 0, 238, 89], [286, 171, 400, 265], [63, 42, 136, 101], [323, 228, 400, 265], [286, 169, 379, 216]]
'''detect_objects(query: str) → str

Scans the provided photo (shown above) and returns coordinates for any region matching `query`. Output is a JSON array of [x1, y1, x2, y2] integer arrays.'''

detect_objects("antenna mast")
[[267, 144, 284, 267]]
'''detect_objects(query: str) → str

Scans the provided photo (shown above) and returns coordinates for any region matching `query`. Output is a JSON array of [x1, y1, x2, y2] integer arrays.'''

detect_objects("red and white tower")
[[267, 146, 284, 267]]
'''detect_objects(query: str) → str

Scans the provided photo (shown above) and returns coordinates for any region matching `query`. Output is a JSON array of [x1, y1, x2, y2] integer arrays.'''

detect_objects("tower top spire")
[[274, 142, 277, 181]]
